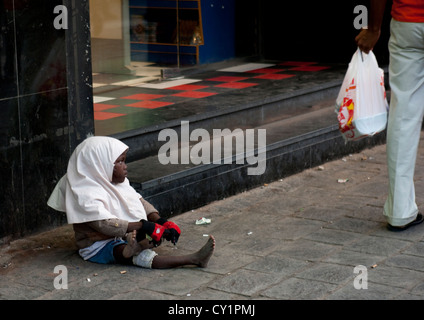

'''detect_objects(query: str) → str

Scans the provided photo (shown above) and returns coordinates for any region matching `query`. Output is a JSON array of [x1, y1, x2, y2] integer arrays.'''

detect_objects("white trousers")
[[384, 19, 424, 226]]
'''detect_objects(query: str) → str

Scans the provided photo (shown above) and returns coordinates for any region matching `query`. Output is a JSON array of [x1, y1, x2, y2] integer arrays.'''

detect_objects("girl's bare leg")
[[122, 230, 141, 258], [151, 235, 215, 269], [114, 231, 153, 264]]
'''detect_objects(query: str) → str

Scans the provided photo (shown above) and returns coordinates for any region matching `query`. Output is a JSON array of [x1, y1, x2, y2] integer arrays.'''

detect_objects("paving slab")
[[2, 131, 424, 307]]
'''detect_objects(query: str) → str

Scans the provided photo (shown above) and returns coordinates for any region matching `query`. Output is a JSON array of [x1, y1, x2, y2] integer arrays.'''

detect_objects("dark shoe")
[[387, 213, 424, 232]]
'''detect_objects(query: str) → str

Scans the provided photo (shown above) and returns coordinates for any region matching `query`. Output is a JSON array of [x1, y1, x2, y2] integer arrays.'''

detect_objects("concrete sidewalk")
[[1, 132, 424, 302]]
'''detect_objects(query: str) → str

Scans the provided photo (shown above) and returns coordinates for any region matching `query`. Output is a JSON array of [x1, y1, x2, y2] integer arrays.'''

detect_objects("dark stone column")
[[0, 0, 94, 242]]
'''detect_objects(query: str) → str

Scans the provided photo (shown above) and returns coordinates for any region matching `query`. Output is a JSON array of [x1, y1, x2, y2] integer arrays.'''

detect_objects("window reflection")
[[90, 0, 203, 79]]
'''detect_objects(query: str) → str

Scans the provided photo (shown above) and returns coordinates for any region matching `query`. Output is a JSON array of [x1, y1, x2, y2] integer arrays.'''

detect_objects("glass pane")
[[129, 0, 202, 67], [89, 0, 204, 136], [89, 0, 202, 82]]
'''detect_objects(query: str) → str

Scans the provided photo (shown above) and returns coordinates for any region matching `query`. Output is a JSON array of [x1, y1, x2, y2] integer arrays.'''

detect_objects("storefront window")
[[89, 0, 240, 136], [89, 0, 203, 78]]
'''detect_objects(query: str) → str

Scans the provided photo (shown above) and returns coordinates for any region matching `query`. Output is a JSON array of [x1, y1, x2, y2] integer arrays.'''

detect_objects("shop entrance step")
[[125, 99, 386, 218], [113, 78, 343, 163]]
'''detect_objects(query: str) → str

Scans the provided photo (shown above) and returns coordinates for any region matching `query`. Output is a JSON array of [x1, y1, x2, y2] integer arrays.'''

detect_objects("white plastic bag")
[[336, 48, 389, 142]]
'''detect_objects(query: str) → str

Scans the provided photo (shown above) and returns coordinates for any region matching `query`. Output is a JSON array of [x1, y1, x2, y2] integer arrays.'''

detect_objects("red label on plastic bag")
[[338, 78, 356, 135], [338, 97, 355, 133]]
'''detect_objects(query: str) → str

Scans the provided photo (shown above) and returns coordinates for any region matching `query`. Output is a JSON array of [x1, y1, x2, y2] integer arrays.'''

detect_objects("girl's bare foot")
[[149, 235, 215, 269], [193, 235, 215, 268], [122, 230, 142, 258]]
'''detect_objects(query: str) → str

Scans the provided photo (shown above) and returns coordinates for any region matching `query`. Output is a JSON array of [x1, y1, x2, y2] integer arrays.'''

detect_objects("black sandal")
[[387, 213, 424, 232]]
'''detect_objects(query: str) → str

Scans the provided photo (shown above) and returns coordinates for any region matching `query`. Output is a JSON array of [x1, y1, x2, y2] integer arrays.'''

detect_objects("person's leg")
[[113, 245, 133, 265], [131, 235, 215, 269], [384, 19, 424, 227], [113, 231, 153, 265], [115, 230, 215, 269], [151, 235, 215, 269]]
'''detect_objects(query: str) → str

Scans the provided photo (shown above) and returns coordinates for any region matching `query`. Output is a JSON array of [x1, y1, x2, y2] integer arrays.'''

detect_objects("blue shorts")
[[88, 238, 127, 264]]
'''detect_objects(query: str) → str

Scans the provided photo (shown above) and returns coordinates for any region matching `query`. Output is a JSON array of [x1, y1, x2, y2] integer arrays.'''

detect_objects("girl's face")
[[112, 150, 128, 183]]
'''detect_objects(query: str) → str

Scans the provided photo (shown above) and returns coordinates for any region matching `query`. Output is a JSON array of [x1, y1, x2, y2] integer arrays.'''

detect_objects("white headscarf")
[[47, 136, 147, 224]]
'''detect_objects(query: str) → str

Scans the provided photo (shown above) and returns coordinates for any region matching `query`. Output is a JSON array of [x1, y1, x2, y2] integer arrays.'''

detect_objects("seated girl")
[[47, 136, 215, 269]]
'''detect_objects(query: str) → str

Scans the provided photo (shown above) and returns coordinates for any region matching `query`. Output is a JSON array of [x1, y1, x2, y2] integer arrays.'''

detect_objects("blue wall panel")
[[199, 0, 235, 64]]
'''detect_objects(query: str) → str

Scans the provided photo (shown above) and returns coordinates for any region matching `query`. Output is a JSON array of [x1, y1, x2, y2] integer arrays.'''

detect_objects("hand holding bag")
[[336, 49, 389, 142]]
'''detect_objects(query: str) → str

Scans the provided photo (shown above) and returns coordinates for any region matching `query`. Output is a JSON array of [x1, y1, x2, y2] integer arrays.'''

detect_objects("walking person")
[[355, 0, 424, 231]]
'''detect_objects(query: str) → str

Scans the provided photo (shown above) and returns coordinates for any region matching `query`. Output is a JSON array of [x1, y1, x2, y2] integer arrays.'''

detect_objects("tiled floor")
[[93, 61, 341, 136]]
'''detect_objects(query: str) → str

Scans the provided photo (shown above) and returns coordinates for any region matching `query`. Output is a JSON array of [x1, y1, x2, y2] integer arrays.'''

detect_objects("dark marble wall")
[[0, 0, 94, 242]]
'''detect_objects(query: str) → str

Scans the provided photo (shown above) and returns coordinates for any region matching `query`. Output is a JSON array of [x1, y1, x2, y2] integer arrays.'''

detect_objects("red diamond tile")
[[207, 76, 248, 82], [215, 82, 258, 89], [172, 91, 218, 98], [279, 61, 317, 67], [126, 101, 174, 109], [168, 84, 209, 91], [246, 68, 282, 74], [94, 103, 119, 111], [290, 66, 331, 72], [254, 74, 296, 80], [94, 111, 126, 120], [121, 93, 165, 100]]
